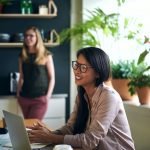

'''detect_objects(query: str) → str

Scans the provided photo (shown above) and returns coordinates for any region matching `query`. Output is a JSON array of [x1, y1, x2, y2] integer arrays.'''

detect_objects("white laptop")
[[2, 110, 49, 150]]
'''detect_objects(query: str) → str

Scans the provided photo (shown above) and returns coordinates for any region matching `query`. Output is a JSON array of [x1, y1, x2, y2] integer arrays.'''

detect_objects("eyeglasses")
[[24, 34, 36, 38], [72, 61, 93, 73]]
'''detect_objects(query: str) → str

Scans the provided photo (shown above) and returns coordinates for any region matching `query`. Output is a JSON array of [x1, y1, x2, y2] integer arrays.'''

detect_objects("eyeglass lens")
[[24, 34, 36, 38], [72, 61, 88, 73]]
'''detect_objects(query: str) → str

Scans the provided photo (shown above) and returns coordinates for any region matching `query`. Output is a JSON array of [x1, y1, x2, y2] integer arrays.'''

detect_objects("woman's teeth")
[[75, 76, 81, 80]]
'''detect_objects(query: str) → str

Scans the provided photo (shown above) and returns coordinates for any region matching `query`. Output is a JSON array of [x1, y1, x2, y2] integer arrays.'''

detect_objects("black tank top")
[[20, 54, 49, 98]]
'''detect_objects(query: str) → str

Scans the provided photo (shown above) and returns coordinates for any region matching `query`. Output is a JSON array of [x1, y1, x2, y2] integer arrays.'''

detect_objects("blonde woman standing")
[[17, 26, 55, 120]]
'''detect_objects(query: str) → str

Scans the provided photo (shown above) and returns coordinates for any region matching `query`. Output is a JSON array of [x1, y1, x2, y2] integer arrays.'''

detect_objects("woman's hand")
[[28, 121, 64, 144], [46, 94, 50, 100], [27, 122, 53, 143]]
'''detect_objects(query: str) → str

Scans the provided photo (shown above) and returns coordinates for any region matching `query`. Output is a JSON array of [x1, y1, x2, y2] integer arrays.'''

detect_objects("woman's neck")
[[84, 86, 97, 101], [28, 47, 36, 53]]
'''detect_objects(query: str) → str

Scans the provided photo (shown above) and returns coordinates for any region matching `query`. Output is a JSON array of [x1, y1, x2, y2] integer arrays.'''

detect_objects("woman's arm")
[[16, 57, 24, 98], [28, 121, 64, 144], [46, 55, 55, 99], [28, 90, 119, 149], [28, 97, 79, 143]]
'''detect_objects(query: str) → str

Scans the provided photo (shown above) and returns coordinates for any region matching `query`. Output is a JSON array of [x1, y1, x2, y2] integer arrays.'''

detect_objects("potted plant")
[[111, 60, 138, 100], [0, 0, 13, 13], [128, 36, 150, 105]]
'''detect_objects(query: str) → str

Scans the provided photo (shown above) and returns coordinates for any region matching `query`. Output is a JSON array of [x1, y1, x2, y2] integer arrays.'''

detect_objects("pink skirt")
[[18, 95, 48, 120]]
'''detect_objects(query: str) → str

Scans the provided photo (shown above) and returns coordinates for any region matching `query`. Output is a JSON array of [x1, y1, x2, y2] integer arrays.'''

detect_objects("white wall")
[[70, 0, 82, 112]]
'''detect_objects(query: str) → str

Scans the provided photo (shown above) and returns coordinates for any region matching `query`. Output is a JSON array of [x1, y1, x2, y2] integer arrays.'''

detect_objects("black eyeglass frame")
[[72, 61, 93, 73]]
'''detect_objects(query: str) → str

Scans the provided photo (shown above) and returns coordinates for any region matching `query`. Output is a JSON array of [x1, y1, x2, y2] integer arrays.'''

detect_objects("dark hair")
[[73, 47, 111, 134]]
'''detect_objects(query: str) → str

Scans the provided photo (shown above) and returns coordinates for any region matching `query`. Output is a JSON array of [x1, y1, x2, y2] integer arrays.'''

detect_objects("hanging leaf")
[[137, 49, 149, 64], [144, 36, 149, 44]]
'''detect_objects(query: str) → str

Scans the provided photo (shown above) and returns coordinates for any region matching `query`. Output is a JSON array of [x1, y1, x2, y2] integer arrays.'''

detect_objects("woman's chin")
[[75, 80, 84, 86], [75, 80, 81, 86]]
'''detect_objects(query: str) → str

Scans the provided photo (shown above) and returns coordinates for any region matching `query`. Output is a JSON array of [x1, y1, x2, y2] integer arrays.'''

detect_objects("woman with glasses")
[[28, 47, 135, 150], [17, 26, 55, 120]]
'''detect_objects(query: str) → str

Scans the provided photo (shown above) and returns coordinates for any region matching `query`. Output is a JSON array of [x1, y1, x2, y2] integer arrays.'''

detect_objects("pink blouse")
[[56, 84, 135, 150]]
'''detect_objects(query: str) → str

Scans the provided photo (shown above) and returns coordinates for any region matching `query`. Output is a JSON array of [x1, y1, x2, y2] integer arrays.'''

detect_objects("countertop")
[[0, 94, 68, 100]]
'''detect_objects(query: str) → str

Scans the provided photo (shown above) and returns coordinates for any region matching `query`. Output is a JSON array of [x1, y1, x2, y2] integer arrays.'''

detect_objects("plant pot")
[[136, 86, 150, 105], [112, 79, 138, 101]]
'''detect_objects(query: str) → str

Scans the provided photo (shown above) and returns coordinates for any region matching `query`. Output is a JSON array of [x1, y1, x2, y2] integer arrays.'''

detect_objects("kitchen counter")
[[0, 94, 68, 130], [0, 94, 68, 100]]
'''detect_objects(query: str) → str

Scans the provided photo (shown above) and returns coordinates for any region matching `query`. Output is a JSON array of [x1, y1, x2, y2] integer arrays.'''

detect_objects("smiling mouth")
[[75, 75, 81, 80]]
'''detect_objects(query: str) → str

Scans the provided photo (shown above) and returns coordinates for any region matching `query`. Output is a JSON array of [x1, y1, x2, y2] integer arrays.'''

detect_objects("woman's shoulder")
[[45, 50, 52, 56], [96, 83, 122, 103], [97, 83, 114, 92], [102, 83, 118, 94]]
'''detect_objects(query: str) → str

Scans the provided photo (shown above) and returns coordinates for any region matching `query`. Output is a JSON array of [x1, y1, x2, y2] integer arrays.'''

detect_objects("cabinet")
[[0, 14, 59, 48], [43, 95, 67, 130], [0, 94, 67, 130], [0, 97, 18, 118]]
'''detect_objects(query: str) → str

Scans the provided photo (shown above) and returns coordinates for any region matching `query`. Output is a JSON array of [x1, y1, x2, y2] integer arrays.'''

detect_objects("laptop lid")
[[3, 110, 32, 150]]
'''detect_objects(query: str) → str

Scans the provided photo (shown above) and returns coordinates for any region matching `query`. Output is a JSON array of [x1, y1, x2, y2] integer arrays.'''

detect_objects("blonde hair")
[[21, 26, 50, 64]]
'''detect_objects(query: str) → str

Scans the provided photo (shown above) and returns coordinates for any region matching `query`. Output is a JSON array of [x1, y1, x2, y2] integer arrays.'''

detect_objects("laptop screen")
[[3, 110, 49, 150]]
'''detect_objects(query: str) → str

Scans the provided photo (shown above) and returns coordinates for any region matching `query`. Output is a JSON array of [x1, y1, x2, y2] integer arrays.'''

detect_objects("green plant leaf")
[[137, 49, 149, 64], [117, 0, 126, 6], [59, 8, 120, 47], [111, 60, 136, 79]]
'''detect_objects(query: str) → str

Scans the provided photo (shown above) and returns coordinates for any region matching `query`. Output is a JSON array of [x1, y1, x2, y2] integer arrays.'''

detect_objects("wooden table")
[[0, 118, 39, 128]]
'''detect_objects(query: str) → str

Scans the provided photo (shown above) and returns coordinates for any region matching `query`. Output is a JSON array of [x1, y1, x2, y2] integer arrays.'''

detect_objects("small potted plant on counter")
[[128, 36, 150, 105], [111, 60, 138, 101], [128, 62, 150, 105]]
